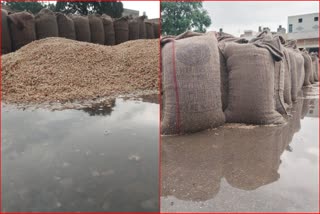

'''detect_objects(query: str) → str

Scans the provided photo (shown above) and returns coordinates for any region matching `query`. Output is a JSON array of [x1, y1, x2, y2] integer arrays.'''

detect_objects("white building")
[[287, 12, 318, 52]]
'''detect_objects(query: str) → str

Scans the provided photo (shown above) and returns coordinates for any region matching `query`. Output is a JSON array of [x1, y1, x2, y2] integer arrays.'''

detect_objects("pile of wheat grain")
[[2, 37, 159, 104]]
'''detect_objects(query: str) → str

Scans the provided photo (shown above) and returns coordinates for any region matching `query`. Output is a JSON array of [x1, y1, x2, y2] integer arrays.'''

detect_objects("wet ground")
[[2, 96, 159, 212], [161, 85, 319, 212]]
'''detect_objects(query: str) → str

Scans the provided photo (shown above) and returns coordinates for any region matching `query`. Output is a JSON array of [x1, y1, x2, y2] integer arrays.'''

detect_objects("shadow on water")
[[2, 96, 159, 212], [161, 86, 318, 212]]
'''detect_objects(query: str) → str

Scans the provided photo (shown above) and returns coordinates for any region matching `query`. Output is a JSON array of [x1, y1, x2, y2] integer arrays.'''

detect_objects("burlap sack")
[[283, 48, 292, 106], [286, 49, 298, 102], [2, 9, 12, 54], [71, 15, 91, 42], [223, 42, 285, 124], [8, 11, 36, 51], [294, 50, 305, 90], [114, 16, 129, 45], [311, 53, 319, 82], [135, 16, 146, 39], [35, 9, 58, 39], [145, 21, 154, 39], [88, 14, 105, 45], [101, 14, 115, 46], [153, 22, 160, 38], [128, 19, 139, 40], [56, 13, 76, 40], [218, 33, 248, 111], [161, 31, 225, 135], [302, 51, 313, 86]]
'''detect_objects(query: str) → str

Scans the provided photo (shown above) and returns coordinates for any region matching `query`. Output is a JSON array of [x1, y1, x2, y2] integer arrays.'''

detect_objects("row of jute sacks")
[[2, 8, 160, 54], [161, 30, 319, 135]]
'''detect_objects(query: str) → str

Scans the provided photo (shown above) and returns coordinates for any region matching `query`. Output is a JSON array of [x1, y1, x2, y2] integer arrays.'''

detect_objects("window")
[[315, 17, 318, 21], [298, 18, 303, 23], [289, 24, 293, 33]]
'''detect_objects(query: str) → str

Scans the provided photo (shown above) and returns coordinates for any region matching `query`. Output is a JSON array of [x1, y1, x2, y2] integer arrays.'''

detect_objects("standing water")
[[2, 96, 159, 212], [161, 85, 319, 212]]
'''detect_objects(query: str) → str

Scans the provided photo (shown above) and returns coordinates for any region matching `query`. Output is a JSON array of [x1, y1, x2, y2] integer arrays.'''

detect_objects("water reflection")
[[81, 99, 116, 116], [2, 97, 159, 212], [162, 96, 314, 202]]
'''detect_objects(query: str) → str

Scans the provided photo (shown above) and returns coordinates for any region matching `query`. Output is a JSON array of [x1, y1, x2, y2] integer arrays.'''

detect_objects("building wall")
[[288, 13, 318, 33], [122, 8, 139, 18]]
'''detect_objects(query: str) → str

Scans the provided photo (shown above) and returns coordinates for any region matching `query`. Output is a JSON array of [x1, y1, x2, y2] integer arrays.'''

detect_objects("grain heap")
[[2, 37, 159, 104]]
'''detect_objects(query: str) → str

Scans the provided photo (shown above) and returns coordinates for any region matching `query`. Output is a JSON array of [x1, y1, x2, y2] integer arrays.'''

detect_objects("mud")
[[161, 85, 319, 212], [2, 96, 159, 212]]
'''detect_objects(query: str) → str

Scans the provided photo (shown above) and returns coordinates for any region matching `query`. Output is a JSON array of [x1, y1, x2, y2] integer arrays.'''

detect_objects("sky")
[[122, 1, 160, 19], [203, 1, 319, 36]]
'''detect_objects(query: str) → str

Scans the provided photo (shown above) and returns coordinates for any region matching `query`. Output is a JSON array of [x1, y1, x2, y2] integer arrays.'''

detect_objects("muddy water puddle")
[[161, 85, 319, 212], [2, 96, 159, 212]]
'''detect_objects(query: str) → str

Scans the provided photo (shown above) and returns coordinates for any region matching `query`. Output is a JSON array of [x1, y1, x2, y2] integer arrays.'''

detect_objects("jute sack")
[[302, 51, 313, 86], [8, 11, 36, 51], [251, 34, 287, 115], [35, 9, 58, 39], [283, 48, 292, 106], [56, 13, 76, 40], [88, 14, 105, 45], [71, 15, 91, 42], [311, 53, 319, 82], [114, 16, 129, 45], [101, 14, 115, 45], [295, 50, 305, 90], [286, 48, 298, 102], [223, 39, 285, 124], [145, 21, 154, 39], [161, 31, 225, 135], [217, 32, 248, 111], [128, 19, 139, 40], [135, 16, 146, 39], [2, 9, 12, 54]]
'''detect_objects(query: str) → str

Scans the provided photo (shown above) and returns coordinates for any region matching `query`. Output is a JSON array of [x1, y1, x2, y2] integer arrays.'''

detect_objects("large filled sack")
[[283, 48, 292, 106], [223, 37, 285, 124], [35, 9, 58, 39], [161, 31, 225, 135], [2, 9, 12, 54], [295, 51, 305, 90], [145, 21, 154, 39], [128, 19, 139, 40], [153, 22, 160, 38], [135, 16, 146, 39], [311, 53, 319, 82], [71, 15, 91, 42], [101, 14, 115, 46], [8, 11, 36, 51], [113, 16, 129, 45], [302, 51, 313, 86], [88, 14, 105, 45], [286, 48, 298, 102], [56, 13, 76, 40], [217, 32, 248, 111]]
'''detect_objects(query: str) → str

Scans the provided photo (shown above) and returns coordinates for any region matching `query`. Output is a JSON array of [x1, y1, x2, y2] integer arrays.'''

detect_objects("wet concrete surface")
[[2, 96, 159, 212], [161, 85, 319, 212]]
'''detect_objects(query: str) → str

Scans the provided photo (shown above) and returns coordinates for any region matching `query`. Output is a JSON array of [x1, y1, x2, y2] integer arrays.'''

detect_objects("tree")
[[55, 2, 123, 17], [2, 2, 45, 14], [161, 2, 211, 35]]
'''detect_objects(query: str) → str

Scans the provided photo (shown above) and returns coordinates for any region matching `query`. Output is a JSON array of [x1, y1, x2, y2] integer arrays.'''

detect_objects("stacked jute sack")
[[161, 30, 319, 135], [2, 8, 160, 54]]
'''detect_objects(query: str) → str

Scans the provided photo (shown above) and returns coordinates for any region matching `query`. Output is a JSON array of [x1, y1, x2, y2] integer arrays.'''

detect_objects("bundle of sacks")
[[161, 30, 318, 135], [1, 8, 160, 54]]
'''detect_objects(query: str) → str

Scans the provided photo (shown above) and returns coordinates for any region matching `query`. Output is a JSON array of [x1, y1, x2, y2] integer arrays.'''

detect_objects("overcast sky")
[[203, 1, 318, 36], [122, 1, 159, 19]]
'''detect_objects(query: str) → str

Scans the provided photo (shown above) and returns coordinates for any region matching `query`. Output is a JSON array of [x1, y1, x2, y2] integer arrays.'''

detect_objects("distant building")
[[240, 30, 257, 40], [122, 8, 139, 18], [287, 12, 318, 52]]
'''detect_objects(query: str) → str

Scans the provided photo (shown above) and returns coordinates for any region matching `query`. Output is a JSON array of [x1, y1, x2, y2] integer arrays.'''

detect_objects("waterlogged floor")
[[2, 96, 159, 212], [161, 85, 319, 212]]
